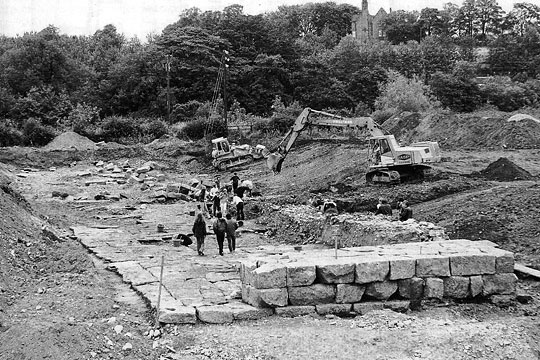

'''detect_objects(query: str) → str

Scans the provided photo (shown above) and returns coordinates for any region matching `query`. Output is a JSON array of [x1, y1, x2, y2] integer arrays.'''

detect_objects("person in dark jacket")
[[212, 212, 227, 256], [192, 213, 207, 256], [225, 213, 239, 254], [375, 198, 393, 216], [230, 173, 240, 193], [399, 200, 413, 221]]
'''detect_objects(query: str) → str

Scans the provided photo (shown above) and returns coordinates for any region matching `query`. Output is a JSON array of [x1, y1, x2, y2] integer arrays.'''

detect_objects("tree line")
[[0, 1, 539, 146]]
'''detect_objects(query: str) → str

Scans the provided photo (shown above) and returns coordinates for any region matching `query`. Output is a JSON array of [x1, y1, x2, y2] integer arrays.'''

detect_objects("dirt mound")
[[479, 157, 534, 181], [392, 111, 540, 150], [44, 131, 97, 151]]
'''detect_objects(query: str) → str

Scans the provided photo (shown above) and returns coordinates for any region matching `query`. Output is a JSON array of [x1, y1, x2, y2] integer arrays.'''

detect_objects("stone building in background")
[[351, 0, 388, 43]]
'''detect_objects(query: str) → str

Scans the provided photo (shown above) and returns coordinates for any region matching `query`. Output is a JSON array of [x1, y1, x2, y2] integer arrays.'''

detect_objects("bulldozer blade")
[[266, 153, 284, 174]]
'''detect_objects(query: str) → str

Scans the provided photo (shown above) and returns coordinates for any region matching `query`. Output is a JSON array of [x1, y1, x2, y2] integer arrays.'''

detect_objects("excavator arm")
[[267, 108, 385, 174]]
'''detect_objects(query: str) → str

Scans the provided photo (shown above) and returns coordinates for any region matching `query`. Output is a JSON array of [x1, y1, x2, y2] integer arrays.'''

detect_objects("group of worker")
[[375, 198, 413, 221], [191, 172, 252, 256]]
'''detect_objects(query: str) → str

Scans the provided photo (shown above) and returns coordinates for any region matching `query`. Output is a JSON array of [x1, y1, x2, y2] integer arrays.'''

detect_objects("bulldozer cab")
[[211, 137, 231, 158]]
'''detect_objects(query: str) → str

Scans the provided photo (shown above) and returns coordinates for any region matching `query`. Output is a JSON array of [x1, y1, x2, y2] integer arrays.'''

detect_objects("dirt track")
[[1, 139, 540, 359]]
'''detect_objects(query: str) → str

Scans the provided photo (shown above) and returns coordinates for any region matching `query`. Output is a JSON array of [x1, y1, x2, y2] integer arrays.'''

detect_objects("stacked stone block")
[[241, 240, 516, 315]]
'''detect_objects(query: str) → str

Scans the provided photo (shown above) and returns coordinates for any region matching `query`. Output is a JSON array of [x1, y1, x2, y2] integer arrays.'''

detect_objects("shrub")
[[375, 71, 434, 113], [429, 72, 483, 112], [171, 100, 204, 122], [252, 118, 272, 133], [480, 76, 538, 112], [22, 118, 56, 146], [67, 103, 101, 138], [101, 116, 141, 143], [180, 118, 227, 140], [0, 121, 23, 147], [268, 97, 302, 134], [141, 119, 168, 141]]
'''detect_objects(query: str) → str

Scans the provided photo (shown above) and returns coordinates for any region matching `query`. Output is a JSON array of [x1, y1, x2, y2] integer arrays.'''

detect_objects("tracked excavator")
[[267, 108, 441, 184]]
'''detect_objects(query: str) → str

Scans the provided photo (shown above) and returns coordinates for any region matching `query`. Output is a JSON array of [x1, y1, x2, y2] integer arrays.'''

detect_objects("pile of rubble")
[[79, 159, 209, 203], [266, 205, 448, 246], [83, 160, 166, 189]]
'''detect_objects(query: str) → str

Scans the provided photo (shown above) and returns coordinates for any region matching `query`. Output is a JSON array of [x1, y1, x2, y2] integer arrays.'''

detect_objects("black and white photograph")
[[1, 0, 539, 359]]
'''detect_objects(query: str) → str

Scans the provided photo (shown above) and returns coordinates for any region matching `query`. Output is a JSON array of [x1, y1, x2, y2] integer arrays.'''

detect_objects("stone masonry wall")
[[240, 240, 516, 315]]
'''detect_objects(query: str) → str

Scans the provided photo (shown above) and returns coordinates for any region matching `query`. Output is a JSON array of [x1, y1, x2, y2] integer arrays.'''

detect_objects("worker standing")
[[230, 172, 240, 194], [192, 213, 207, 256], [232, 194, 244, 220], [197, 183, 208, 217], [209, 184, 220, 217], [225, 213, 238, 254], [212, 212, 227, 256], [220, 190, 228, 215]]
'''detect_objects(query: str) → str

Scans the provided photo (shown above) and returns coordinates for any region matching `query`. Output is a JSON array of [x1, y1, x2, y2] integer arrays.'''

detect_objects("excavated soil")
[[478, 157, 534, 181], [383, 110, 540, 150]]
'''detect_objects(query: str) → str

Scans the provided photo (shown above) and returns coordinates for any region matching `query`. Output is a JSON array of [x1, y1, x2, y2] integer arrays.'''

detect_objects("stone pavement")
[[72, 202, 517, 325], [71, 203, 304, 324]]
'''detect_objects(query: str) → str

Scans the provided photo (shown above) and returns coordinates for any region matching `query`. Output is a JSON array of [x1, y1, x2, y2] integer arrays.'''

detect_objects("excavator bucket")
[[266, 153, 285, 174]]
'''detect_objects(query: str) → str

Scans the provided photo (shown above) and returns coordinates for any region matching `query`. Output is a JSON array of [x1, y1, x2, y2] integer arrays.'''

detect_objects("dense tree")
[[1, 1, 540, 145], [475, 0, 504, 40], [429, 71, 482, 112], [381, 11, 422, 44], [505, 3, 540, 36]]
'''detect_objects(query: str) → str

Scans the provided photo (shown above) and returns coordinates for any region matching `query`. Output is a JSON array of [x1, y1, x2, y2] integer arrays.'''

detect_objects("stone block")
[[137, 165, 152, 174], [336, 284, 365, 304], [315, 303, 352, 316], [482, 274, 517, 296], [158, 305, 197, 324], [398, 277, 424, 299], [424, 278, 444, 300], [383, 300, 410, 313], [243, 285, 288, 308], [490, 295, 516, 306], [228, 302, 274, 320], [444, 276, 470, 299], [416, 256, 450, 277], [258, 288, 288, 307], [166, 184, 181, 193], [252, 264, 287, 289], [240, 261, 257, 284], [470, 276, 483, 297], [316, 262, 355, 284], [288, 284, 336, 306], [287, 264, 316, 287], [389, 258, 416, 280], [364, 281, 398, 300], [496, 253, 515, 273], [352, 302, 384, 315], [355, 259, 389, 284], [450, 254, 496, 276], [275, 306, 316, 317], [196, 305, 234, 324]]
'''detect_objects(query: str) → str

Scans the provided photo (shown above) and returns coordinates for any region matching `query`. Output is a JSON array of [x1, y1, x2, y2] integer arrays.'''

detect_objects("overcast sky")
[[0, 0, 519, 40]]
